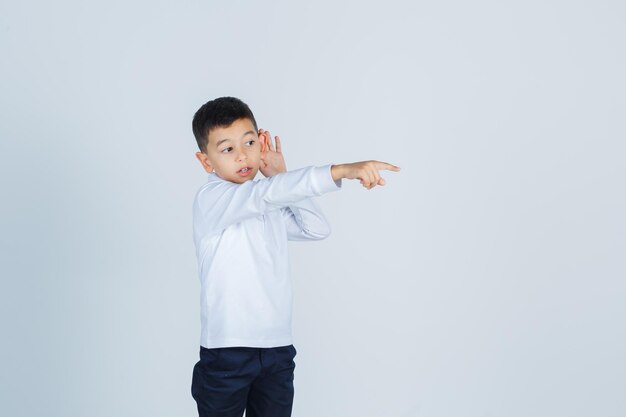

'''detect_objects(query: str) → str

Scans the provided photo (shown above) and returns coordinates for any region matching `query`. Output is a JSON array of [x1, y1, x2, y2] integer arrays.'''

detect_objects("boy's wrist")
[[330, 164, 344, 182]]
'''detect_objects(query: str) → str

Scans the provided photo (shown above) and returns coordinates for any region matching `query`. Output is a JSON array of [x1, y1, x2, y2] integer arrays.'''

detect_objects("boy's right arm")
[[194, 164, 341, 236], [331, 161, 401, 190]]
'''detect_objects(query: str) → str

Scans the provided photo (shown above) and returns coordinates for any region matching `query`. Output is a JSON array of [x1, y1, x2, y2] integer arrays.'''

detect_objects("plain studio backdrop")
[[1, 1, 624, 416]]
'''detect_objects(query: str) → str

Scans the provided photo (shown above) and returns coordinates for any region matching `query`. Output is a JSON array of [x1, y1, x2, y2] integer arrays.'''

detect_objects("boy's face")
[[195, 117, 267, 184]]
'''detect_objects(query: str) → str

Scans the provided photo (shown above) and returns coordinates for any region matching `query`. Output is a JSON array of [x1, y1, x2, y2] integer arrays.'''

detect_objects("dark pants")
[[191, 344, 297, 417]]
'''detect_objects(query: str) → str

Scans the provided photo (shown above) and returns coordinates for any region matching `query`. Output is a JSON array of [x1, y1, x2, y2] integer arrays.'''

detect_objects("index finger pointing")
[[376, 161, 401, 171]]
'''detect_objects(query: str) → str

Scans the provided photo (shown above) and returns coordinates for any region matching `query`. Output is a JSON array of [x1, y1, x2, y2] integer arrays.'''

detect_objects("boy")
[[190, 96, 400, 417]]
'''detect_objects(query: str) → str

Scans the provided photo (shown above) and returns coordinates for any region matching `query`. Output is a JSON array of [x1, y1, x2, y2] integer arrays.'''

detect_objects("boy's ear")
[[195, 151, 214, 174], [259, 131, 268, 154]]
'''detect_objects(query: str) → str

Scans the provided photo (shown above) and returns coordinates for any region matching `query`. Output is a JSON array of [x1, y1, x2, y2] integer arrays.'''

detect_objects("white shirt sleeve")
[[195, 164, 342, 237], [281, 196, 332, 241]]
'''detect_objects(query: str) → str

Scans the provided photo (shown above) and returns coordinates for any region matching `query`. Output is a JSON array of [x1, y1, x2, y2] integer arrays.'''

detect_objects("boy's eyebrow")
[[215, 130, 256, 147]]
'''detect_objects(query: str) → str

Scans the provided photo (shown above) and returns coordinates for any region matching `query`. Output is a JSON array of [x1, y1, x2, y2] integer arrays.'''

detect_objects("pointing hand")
[[331, 160, 401, 190]]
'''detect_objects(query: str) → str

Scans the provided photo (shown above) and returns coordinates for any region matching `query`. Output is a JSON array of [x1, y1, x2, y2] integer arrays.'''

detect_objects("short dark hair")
[[192, 96, 258, 153]]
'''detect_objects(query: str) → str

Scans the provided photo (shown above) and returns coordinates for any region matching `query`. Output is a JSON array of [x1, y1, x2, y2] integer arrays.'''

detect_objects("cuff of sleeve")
[[310, 164, 342, 193], [323, 163, 342, 190], [303, 164, 341, 195]]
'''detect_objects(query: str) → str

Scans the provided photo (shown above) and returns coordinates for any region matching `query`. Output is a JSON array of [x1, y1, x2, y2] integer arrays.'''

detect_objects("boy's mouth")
[[237, 166, 252, 176]]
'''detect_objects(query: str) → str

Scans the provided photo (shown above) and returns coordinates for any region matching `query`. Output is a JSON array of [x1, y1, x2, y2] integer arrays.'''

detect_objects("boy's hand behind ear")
[[258, 129, 287, 178], [331, 161, 401, 190]]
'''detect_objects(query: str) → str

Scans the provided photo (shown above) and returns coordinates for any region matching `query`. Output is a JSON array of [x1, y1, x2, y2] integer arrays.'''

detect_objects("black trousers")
[[191, 344, 297, 417]]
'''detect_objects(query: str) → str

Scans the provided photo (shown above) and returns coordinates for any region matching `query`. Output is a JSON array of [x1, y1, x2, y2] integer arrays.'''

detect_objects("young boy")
[[190, 96, 400, 417]]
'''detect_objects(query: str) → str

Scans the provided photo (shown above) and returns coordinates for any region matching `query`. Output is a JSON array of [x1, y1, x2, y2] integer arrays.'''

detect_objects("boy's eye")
[[221, 141, 255, 153]]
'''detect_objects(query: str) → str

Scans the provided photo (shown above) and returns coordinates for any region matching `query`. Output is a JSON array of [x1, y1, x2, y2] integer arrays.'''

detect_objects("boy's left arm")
[[281, 197, 332, 241], [259, 128, 334, 240]]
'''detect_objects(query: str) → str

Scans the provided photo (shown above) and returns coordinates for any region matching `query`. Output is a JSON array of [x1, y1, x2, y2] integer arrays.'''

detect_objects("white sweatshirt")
[[192, 164, 343, 348]]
